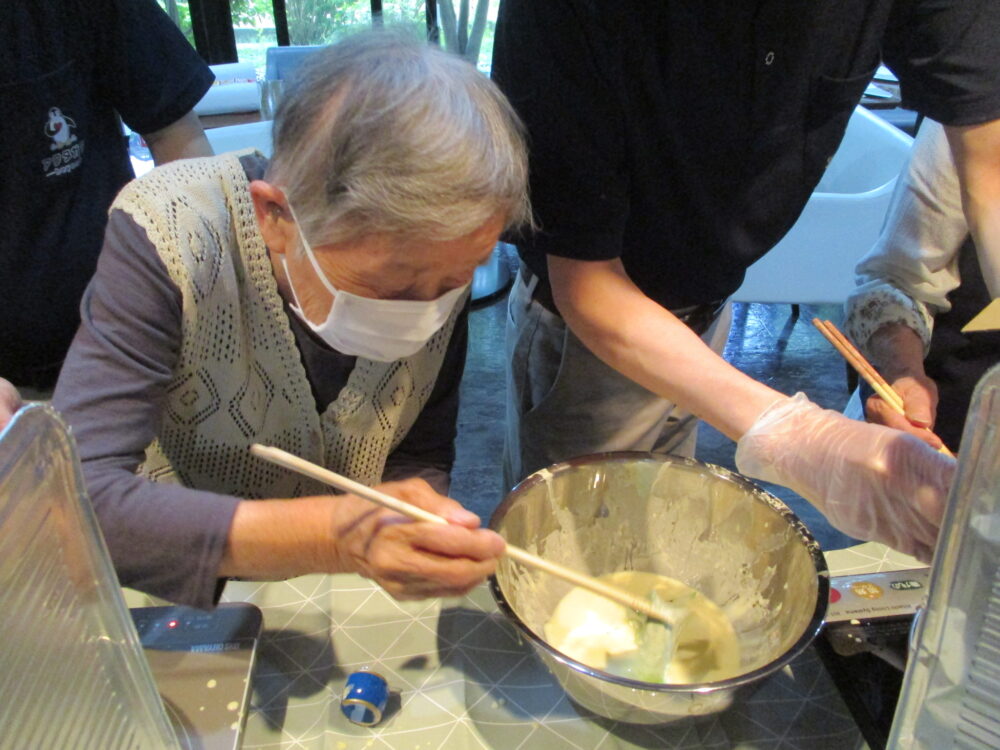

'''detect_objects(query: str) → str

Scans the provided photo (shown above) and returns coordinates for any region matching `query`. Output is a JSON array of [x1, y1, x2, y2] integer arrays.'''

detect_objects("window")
[[435, 0, 498, 74], [284, 1, 375, 46], [156, 0, 196, 48], [230, 0, 279, 72], [158, 0, 501, 77]]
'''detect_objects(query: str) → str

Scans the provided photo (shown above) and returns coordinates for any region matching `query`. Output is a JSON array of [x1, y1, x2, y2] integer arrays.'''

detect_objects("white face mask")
[[280, 207, 468, 362]]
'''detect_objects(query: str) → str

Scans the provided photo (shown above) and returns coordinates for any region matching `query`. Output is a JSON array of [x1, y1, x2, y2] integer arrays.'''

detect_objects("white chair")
[[204, 119, 273, 157], [193, 62, 260, 117], [264, 45, 323, 82], [731, 106, 914, 309]]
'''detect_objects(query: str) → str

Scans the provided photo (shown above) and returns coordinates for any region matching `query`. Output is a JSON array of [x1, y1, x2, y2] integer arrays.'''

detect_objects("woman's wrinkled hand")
[[330, 477, 507, 600], [864, 374, 944, 450]]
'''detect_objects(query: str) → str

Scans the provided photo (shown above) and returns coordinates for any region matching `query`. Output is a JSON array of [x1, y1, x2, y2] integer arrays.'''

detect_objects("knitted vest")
[[115, 152, 460, 498]]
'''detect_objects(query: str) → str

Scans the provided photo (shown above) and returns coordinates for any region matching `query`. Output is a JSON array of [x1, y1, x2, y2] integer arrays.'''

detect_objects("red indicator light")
[[168, 620, 179, 629]]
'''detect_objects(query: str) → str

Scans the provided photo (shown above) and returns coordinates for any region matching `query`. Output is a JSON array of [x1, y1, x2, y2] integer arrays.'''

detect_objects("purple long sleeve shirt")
[[52, 156, 467, 608]]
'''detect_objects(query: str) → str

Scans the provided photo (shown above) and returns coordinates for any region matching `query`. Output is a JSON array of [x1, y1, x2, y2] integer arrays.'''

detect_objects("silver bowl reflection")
[[489, 452, 828, 724]]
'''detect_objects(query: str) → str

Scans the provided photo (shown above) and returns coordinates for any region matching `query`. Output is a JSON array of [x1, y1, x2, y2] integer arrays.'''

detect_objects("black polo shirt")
[[0, 0, 213, 389], [491, 0, 1000, 309], [907, 239, 998, 452]]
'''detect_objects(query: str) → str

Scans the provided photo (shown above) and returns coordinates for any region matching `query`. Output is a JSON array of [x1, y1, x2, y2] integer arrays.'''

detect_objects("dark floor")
[[450, 265, 858, 552]]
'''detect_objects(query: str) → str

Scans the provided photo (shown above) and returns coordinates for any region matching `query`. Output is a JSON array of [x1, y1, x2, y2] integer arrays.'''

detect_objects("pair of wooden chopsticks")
[[249, 444, 682, 626], [811, 318, 955, 458]]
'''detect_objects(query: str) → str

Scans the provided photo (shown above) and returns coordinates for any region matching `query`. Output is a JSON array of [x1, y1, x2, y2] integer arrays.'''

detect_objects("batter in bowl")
[[543, 571, 741, 684]]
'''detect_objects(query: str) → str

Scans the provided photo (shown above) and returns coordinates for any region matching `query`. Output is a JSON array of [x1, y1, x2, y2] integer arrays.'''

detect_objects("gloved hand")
[[735, 393, 955, 562]]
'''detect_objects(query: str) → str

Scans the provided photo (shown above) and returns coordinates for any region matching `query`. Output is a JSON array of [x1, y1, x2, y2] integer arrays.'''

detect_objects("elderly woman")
[[52, 31, 530, 609]]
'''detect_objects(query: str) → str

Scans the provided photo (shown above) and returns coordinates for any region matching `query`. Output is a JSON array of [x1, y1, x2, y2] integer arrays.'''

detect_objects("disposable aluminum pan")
[[489, 452, 828, 724]]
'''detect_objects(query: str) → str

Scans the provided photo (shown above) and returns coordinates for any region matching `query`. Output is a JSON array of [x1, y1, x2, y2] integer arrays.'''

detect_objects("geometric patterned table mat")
[[825, 542, 927, 577], [193, 572, 871, 750]]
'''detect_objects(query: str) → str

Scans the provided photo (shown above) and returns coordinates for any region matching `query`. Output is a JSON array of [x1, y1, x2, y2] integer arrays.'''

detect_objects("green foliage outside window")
[[158, 0, 195, 47], [157, 0, 499, 76]]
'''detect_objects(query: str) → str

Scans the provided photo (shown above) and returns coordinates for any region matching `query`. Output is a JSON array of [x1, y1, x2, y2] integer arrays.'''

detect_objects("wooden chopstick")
[[814, 319, 906, 411], [811, 318, 955, 458], [249, 443, 682, 626]]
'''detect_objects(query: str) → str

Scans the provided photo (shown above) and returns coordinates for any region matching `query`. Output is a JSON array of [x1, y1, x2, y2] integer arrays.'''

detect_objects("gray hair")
[[268, 28, 532, 245]]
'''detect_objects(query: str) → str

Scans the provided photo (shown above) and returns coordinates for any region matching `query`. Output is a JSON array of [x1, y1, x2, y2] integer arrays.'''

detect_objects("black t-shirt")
[[491, 0, 1000, 310], [923, 240, 999, 451], [0, 0, 213, 389]]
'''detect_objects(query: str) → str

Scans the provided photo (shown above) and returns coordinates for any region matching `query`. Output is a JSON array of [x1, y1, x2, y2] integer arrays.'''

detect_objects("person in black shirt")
[[493, 0, 1000, 561], [0, 0, 214, 394]]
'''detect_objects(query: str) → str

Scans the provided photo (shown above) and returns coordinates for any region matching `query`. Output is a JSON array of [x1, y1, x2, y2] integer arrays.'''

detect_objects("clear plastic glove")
[[735, 393, 955, 562], [0, 378, 22, 431]]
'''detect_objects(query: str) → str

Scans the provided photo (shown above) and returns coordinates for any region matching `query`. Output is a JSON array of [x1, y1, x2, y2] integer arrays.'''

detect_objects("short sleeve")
[[884, 0, 1000, 126], [98, 0, 215, 135]]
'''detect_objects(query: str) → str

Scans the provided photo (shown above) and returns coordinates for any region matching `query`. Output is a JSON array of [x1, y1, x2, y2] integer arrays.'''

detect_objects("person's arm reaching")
[[548, 254, 955, 562], [843, 120, 965, 448], [144, 109, 213, 164], [221, 478, 503, 600], [735, 394, 949, 562], [548, 255, 786, 441]]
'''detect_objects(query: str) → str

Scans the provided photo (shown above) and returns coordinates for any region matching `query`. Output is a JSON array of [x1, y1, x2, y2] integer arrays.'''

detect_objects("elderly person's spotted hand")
[[332, 478, 506, 600]]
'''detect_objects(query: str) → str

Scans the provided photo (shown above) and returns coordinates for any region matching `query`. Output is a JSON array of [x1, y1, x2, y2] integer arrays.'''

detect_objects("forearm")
[[219, 495, 345, 580], [221, 481, 506, 602], [866, 323, 927, 382], [548, 257, 783, 440], [145, 110, 214, 165], [81, 464, 239, 608], [946, 119, 1000, 297]]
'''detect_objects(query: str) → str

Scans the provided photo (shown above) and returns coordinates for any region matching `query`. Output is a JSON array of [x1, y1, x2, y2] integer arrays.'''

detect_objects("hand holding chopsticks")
[[250, 444, 684, 627], [811, 318, 955, 457]]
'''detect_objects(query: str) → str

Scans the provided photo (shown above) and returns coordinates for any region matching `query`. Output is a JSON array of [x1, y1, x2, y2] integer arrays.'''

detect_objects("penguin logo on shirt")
[[41, 106, 85, 177], [44, 107, 78, 150]]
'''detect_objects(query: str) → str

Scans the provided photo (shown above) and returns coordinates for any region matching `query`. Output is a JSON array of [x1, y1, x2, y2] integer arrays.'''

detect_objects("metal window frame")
[[188, 1, 437, 63], [188, 0, 237, 63]]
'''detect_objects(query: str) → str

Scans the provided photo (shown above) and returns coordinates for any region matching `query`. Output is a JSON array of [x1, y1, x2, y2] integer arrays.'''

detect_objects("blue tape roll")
[[341, 669, 389, 726]]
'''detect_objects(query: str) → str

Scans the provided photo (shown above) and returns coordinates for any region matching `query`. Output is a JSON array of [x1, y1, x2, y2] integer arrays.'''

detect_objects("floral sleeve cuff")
[[844, 283, 934, 358]]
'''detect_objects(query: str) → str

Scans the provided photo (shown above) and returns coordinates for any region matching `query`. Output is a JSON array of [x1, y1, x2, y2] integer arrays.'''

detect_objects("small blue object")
[[341, 668, 389, 726]]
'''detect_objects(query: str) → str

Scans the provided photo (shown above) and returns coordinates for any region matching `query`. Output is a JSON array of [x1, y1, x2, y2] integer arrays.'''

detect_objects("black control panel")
[[131, 602, 263, 651]]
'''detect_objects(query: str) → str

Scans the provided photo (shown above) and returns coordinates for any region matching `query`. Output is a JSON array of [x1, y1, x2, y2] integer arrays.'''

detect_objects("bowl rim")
[[488, 450, 830, 695]]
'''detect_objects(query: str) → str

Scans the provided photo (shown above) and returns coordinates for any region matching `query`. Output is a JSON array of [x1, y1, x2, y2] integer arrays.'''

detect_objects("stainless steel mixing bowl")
[[489, 452, 828, 724]]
